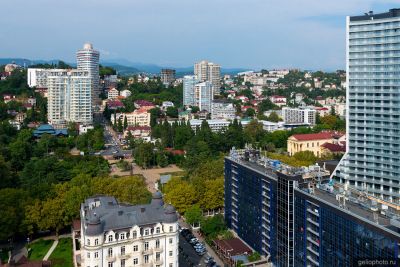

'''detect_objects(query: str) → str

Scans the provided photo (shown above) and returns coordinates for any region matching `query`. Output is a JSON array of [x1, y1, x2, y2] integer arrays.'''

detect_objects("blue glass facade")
[[295, 190, 400, 267], [225, 155, 400, 266]]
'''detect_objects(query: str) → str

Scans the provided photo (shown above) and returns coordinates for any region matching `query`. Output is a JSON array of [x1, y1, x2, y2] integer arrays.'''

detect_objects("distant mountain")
[[0, 58, 248, 76]]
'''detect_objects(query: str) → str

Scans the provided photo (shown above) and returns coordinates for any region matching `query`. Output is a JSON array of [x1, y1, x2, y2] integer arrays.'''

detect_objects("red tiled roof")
[[214, 238, 252, 257], [321, 142, 346, 152], [107, 100, 125, 108], [291, 131, 343, 141], [134, 100, 155, 106], [165, 148, 185, 155], [126, 126, 151, 131]]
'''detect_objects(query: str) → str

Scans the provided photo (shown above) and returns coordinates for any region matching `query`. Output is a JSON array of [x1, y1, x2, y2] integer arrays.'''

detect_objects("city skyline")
[[0, 0, 398, 70]]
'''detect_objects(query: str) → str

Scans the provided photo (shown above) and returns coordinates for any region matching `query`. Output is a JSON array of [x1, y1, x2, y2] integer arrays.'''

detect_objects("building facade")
[[194, 81, 213, 112], [334, 9, 400, 204], [47, 70, 92, 128], [160, 69, 176, 86], [287, 132, 345, 157], [282, 107, 316, 126], [27, 68, 53, 88], [77, 43, 100, 104], [194, 60, 221, 96], [112, 109, 151, 127], [225, 148, 400, 266], [77, 193, 179, 267], [183, 75, 199, 107], [211, 101, 236, 120]]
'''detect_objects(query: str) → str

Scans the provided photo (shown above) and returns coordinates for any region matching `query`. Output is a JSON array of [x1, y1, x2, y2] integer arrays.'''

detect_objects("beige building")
[[194, 60, 221, 96], [112, 108, 151, 127], [107, 88, 119, 99], [287, 131, 345, 157]]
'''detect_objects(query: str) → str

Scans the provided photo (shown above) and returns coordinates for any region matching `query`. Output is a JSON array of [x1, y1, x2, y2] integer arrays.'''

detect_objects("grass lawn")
[[49, 238, 73, 267], [28, 239, 54, 260]]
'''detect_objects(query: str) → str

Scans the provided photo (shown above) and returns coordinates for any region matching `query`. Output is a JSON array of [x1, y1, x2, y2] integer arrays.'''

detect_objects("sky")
[[0, 0, 398, 70]]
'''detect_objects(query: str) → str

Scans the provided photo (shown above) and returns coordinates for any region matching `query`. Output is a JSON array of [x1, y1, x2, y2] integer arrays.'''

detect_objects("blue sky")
[[0, 0, 398, 70]]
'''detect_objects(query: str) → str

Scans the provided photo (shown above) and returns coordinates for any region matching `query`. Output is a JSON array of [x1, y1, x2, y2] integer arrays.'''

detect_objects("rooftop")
[[350, 9, 400, 22], [81, 194, 178, 236], [290, 131, 344, 141]]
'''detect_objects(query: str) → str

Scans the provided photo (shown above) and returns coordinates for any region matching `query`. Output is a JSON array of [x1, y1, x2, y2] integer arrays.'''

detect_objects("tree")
[[134, 142, 155, 168], [248, 251, 261, 262], [244, 108, 256, 118], [164, 179, 197, 214], [244, 120, 264, 144], [200, 179, 224, 211], [123, 116, 128, 130], [293, 151, 317, 163], [166, 106, 178, 118], [200, 214, 226, 237], [267, 111, 281, 122], [0, 155, 13, 189], [185, 205, 203, 227], [117, 117, 123, 133]]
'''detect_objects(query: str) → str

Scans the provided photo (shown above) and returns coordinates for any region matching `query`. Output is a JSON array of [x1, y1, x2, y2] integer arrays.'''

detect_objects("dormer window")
[[120, 233, 125, 240], [156, 227, 160, 234], [108, 235, 113, 242], [132, 231, 137, 239], [87, 239, 90, 246], [144, 229, 149, 236]]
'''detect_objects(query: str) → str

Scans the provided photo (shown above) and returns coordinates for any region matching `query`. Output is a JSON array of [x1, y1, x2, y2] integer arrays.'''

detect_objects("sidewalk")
[[43, 239, 58, 260], [179, 218, 224, 266]]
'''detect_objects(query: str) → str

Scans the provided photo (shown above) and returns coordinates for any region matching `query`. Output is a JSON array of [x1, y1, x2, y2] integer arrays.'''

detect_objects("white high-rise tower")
[[76, 43, 100, 104], [194, 60, 221, 96], [334, 9, 400, 204]]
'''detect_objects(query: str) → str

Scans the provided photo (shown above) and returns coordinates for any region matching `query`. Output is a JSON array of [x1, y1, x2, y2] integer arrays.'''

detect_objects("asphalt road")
[[179, 234, 210, 267]]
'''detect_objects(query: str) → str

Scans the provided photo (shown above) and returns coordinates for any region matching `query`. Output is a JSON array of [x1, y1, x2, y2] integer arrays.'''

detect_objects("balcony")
[[307, 255, 319, 266], [142, 261, 153, 267], [142, 248, 153, 255], [307, 246, 319, 257], [118, 253, 131, 259], [106, 255, 116, 262], [154, 246, 164, 253], [154, 258, 163, 265]]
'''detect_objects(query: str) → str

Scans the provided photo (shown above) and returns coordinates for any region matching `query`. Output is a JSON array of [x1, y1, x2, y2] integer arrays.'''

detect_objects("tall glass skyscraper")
[[335, 9, 400, 204]]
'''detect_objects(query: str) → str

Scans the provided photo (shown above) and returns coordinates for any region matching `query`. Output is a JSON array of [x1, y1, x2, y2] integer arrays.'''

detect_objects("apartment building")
[[108, 88, 119, 100], [334, 9, 400, 204], [225, 148, 400, 266], [189, 119, 230, 133], [194, 81, 213, 112], [77, 193, 179, 267], [211, 100, 236, 120], [160, 69, 176, 86], [27, 68, 53, 88], [112, 109, 151, 127], [194, 60, 221, 95], [183, 75, 199, 106], [77, 43, 100, 104], [282, 107, 316, 126], [47, 69, 92, 128]]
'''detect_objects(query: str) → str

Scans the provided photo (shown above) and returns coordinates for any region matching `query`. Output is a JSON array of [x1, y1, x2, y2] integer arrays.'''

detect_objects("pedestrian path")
[[43, 239, 58, 261]]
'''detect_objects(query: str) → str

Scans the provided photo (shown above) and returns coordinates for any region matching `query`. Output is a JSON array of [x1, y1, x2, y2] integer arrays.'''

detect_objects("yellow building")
[[287, 131, 345, 157]]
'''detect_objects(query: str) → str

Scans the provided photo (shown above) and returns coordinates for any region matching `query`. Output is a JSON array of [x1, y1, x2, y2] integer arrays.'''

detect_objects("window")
[[156, 239, 160, 248], [87, 252, 90, 258], [108, 235, 113, 242], [95, 239, 98, 245], [169, 226, 173, 232], [133, 258, 138, 265], [121, 259, 125, 267], [108, 263, 113, 267], [156, 227, 160, 234], [169, 264, 173, 267], [120, 233, 125, 240], [121, 246, 125, 256], [144, 229, 149, 236], [133, 245, 138, 252], [169, 250, 173, 256], [87, 239, 90, 246], [169, 238, 173, 244], [144, 242, 149, 251], [132, 231, 137, 239], [144, 255, 149, 263], [94, 252, 98, 258], [108, 248, 113, 257]]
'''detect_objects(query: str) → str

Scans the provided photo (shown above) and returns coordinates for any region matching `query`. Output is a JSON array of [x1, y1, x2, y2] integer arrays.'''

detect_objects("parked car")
[[189, 238, 198, 244], [204, 256, 213, 264]]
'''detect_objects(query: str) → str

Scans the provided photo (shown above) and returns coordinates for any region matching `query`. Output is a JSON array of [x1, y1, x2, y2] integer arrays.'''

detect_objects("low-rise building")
[[112, 109, 151, 127], [134, 100, 156, 111], [211, 100, 236, 120], [120, 89, 132, 98], [315, 106, 330, 117], [162, 101, 174, 110], [282, 107, 316, 126], [270, 95, 287, 107], [189, 119, 230, 132], [178, 110, 193, 121], [75, 193, 179, 267], [124, 125, 152, 140], [287, 131, 345, 157], [107, 88, 119, 100], [79, 124, 94, 135]]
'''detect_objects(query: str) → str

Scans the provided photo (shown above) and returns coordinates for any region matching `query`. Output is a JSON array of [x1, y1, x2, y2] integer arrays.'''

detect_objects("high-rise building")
[[334, 9, 400, 204], [160, 69, 176, 86], [225, 148, 400, 266], [47, 70, 92, 128], [183, 75, 199, 106], [76, 193, 179, 267], [194, 60, 221, 95], [27, 68, 53, 88], [194, 81, 213, 112], [76, 43, 100, 104]]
